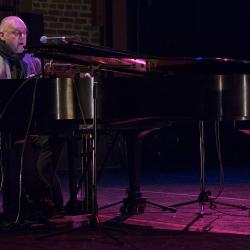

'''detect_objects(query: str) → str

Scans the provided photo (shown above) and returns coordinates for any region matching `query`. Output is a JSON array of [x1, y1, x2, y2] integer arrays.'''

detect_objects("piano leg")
[[117, 128, 176, 214], [167, 121, 249, 224], [120, 130, 145, 214], [98, 129, 146, 214], [64, 132, 95, 215]]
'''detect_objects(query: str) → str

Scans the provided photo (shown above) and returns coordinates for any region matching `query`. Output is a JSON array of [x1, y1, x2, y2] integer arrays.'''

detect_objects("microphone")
[[40, 35, 77, 44]]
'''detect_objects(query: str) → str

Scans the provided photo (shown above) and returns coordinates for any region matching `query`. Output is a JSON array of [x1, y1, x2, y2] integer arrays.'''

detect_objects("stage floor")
[[0, 164, 250, 249]]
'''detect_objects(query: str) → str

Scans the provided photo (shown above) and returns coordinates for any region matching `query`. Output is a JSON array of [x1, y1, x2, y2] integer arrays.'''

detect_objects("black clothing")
[[0, 40, 26, 78], [0, 41, 63, 220]]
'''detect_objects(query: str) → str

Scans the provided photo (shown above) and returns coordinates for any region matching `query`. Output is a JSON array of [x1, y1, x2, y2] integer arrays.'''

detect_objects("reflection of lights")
[[243, 74, 248, 117], [218, 75, 223, 91], [218, 75, 223, 117], [95, 57, 146, 66], [215, 57, 233, 62], [239, 129, 250, 135], [94, 57, 146, 71], [132, 59, 146, 65], [196, 57, 203, 61]]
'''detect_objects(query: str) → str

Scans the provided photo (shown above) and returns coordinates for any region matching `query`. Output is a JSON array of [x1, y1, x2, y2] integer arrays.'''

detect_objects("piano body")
[[25, 42, 250, 122], [1, 63, 250, 127]]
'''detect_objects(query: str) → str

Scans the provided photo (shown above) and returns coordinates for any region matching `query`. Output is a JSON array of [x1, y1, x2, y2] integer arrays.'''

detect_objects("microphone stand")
[[37, 67, 125, 245], [87, 67, 99, 224], [146, 121, 249, 231]]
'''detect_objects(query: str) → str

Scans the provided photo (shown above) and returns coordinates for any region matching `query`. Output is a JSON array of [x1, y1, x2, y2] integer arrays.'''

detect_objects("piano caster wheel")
[[64, 198, 98, 215], [120, 206, 127, 214], [88, 214, 101, 227], [120, 197, 146, 215], [137, 205, 145, 214], [209, 202, 216, 209], [64, 199, 85, 215]]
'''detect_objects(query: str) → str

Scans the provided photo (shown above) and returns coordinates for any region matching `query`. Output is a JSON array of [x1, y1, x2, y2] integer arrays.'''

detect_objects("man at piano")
[[0, 16, 64, 220], [0, 16, 40, 78]]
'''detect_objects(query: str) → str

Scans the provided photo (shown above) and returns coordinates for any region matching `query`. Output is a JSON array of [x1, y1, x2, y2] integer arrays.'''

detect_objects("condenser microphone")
[[40, 35, 76, 44]]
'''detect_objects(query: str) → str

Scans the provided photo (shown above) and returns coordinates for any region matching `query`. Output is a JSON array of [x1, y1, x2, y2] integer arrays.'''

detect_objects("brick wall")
[[0, 0, 20, 18], [32, 0, 101, 44]]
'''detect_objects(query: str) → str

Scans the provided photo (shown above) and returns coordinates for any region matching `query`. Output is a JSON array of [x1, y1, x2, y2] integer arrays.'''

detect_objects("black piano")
[[2, 42, 250, 215]]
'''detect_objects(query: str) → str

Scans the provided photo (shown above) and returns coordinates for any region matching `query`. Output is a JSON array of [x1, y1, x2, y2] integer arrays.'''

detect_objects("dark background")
[[127, 0, 250, 59]]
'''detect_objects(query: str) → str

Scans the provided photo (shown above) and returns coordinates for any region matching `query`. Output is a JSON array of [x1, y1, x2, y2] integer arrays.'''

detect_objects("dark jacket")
[[0, 40, 41, 79]]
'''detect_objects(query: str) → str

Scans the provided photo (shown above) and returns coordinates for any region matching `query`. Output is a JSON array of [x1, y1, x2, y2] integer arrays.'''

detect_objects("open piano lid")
[[29, 41, 250, 75]]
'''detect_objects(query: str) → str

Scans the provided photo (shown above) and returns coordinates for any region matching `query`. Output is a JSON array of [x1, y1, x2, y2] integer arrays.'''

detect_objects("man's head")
[[0, 16, 28, 54]]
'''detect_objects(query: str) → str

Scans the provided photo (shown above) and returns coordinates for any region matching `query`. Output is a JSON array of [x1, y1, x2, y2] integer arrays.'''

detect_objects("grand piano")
[[2, 41, 250, 215], [2, 40, 250, 125]]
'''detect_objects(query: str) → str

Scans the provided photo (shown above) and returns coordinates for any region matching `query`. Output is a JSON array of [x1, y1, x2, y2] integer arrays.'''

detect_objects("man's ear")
[[0, 32, 5, 40]]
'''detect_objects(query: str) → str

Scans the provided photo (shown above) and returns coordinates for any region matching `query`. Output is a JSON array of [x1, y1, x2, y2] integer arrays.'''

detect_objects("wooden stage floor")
[[0, 163, 250, 250]]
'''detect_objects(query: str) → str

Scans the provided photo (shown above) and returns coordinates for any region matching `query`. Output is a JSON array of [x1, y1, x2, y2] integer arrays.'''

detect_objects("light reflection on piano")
[[24, 42, 250, 121]]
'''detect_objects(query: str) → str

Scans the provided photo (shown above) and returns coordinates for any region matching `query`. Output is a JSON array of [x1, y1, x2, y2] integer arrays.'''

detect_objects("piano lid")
[[30, 43, 148, 75], [28, 42, 250, 75]]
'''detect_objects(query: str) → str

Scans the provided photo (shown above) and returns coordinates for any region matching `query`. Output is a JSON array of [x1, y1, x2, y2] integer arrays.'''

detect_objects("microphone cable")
[[0, 75, 41, 196], [0, 74, 40, 227], [0, 74, 41, 120], [14, 76, 39, 225], [73, 76, 92, 134], [0, 132, 4, 192]]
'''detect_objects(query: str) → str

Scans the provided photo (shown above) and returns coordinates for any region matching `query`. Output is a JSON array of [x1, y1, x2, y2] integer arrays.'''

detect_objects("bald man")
[[0, 16, 41, 79]]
